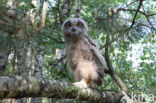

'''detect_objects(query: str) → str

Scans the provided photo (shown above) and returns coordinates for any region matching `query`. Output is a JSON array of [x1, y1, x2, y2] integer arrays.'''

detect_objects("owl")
[[61, 18, 105, 87]]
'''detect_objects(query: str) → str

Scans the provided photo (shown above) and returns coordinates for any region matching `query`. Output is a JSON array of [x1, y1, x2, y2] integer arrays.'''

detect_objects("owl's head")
[[61, 18, 88, 38]]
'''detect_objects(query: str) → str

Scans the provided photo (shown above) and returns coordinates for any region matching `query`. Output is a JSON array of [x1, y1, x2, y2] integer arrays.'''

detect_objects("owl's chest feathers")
[[66, 40, 92, 69]]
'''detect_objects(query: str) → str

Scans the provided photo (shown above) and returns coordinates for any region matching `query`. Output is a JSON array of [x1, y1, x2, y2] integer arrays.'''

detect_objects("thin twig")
[[142, 4, 156, 31], [117, 8, 156, 17], [124, 0, 137, 8], [50, 55, 67, 68]]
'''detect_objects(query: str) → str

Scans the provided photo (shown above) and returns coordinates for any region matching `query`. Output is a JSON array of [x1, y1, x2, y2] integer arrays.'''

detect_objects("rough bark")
[[0, 2, 16, 75], [0, 76, 125, 103], [29, 0, 46, 102], [0, 34, 10, 75], [33, 46, 44, 78], [15, 50, 24, 75], [61, 0, 70, 23]]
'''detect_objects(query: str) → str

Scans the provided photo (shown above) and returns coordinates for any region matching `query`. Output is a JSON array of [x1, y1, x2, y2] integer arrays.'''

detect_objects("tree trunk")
[[0, 32, 10, 75]]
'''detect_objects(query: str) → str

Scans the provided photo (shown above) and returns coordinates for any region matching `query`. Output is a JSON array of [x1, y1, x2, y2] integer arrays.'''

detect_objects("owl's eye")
[[65, 22, 71, 27], [77, 22, 82, 27]]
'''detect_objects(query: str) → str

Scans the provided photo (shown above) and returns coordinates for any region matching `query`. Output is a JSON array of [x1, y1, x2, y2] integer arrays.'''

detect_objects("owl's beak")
[[71, 26, 76, 32]]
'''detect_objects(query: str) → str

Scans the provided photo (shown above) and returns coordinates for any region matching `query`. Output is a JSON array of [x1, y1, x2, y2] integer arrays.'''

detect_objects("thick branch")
[[0, 76, 124, 103]]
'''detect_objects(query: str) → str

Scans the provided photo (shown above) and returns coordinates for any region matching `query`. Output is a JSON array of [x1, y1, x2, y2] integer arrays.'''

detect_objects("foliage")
[[0, 0, 156, 102]]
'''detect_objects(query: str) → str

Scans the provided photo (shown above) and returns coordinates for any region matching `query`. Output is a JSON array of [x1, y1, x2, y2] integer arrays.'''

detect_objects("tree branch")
[[50, 55, 66, 68], [0, 76, 125, 103], [117, 8, 156, 17], [100, 28, 129, 50], [129, 0, 143, 29], [124, 0, 137, 8], [99, 0, 155, 50], [117, 0, 156, 30], [104, 33, 127, 92], [56, 0, 63, 24], [142, 5, 156, 31], [76, 0, 82, 18]]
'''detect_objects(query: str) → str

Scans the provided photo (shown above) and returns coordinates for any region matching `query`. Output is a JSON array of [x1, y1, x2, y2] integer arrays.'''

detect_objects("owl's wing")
[[84, 35, 106, 68]]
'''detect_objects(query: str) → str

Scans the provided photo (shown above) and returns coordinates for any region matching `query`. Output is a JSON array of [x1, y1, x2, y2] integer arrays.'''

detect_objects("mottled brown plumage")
[[62, 18, 105, 87]]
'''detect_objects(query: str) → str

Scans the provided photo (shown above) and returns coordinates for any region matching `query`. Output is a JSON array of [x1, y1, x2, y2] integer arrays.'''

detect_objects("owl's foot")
[[73, 80, 88, 88]]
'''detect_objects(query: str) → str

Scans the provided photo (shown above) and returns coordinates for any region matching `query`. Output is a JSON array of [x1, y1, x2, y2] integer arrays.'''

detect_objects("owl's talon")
[[73, 81, 88, 88]]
